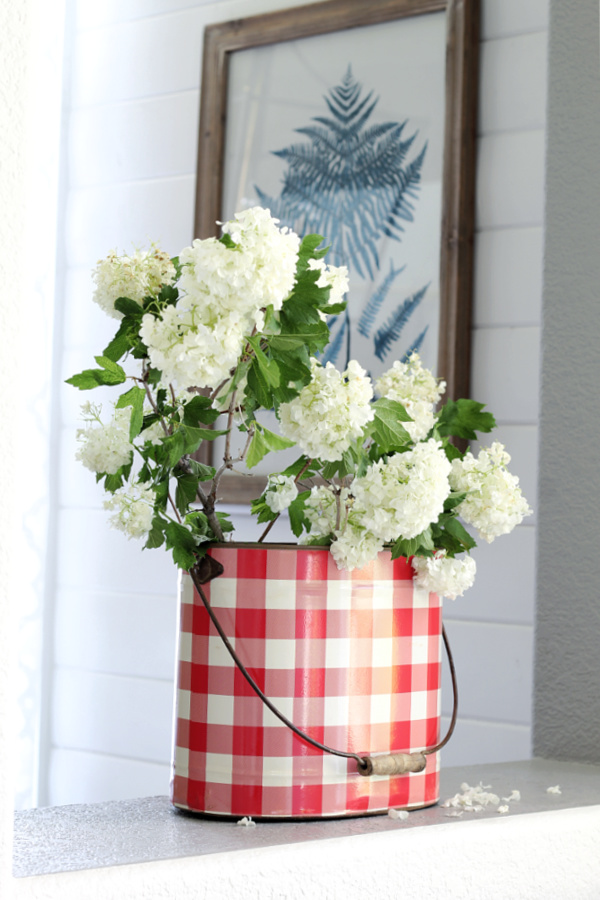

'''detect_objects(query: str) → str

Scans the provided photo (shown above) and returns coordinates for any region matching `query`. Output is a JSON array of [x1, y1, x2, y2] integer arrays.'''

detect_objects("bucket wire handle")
[[189, 559, 458, 777]]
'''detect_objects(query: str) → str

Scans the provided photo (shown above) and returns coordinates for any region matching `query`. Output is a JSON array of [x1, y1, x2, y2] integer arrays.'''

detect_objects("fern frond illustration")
[[255, 67, 426, 280], [357, 262, 406, 339], [373, 284, 430, 361], [402, 327, 429, 362]]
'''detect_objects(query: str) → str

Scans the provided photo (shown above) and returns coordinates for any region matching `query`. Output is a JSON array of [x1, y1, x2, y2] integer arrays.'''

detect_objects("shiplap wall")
[[44, 0, 547, 806]]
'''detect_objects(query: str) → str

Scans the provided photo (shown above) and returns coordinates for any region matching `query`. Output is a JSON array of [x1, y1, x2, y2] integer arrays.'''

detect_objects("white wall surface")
[[42, 0, 547, 807]]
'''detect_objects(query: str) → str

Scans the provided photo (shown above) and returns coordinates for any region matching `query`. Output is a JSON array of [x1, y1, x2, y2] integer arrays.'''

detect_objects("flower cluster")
[[75, 403, 133, 475], [264, 475, 298, 514], [376, 353, 445, 442], [412, 552, 477, 601], [104, 484, 156, 539], [140, 208, 300, 390], [278, 359, 374, 461], [450, 442, 532, 543], [93, 246, 176, 319]]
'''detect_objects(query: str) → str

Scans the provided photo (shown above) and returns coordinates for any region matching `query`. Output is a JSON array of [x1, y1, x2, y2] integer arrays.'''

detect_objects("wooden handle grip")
[[358, 752, 427, 777]]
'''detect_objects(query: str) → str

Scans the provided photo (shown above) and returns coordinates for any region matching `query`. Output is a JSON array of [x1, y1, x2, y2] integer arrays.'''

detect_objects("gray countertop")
[[13, 759, 600, 878]]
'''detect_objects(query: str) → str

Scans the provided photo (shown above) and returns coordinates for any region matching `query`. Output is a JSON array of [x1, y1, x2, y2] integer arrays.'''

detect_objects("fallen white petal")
[[236, 816, 256, 826], [388, 808, 409, 820], [445, 810, 464, 818], [547, 785, 562, 795], [502, 789, 521, 802], [497, 805, 510, 814]]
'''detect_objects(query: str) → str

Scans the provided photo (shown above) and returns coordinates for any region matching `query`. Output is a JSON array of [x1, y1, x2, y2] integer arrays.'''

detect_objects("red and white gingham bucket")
[[170, 544, 442, 818]]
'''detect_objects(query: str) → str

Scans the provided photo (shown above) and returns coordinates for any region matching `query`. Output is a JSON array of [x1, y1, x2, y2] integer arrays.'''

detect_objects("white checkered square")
[[210, 578, 239, 608], [174, 745, 189, 776], [325, 581, 353, 610], [412, 584, 433, 608], [178, 631, 192, 663], [179, 572, 194, 604], [265, 638, 296, 669], [321, 752, 348, 785], [206, 693, 234, 725], [208, 634, 233, 667], [372, 580, 394, 609], [370, 693, 392, 725], [410, 690, 429, 721], [371, 636, 393, 667], [265, 579, 298, 609], [177, 689, 191, 720], [324, 694, 350, 727], [205, 752, 233, 784], [410, 635, 429, 665], [261, 755, 295, 787], [325, 637, 351, 668], [262, 695, 294, 726]]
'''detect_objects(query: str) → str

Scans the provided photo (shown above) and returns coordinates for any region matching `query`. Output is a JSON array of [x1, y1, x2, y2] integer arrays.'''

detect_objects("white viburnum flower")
[[76, 404, 133, 475], [330, 523, 384, 572], [449, 442, 532, 543], [411, 552, 477, 600], [308, 258, 349, 311], [264, 475, 298, 514], [302, 485, 348, 539], [93, 246, 176, 319], [351, 439, 451, 542], [278, 359, 374, 462], [141, 208, 300, 390], [104, 484, 155, 539], [375, 353, 446, 442]]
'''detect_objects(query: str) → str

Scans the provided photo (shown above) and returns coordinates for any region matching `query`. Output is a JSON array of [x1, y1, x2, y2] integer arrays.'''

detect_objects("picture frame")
[[195, 0, 479, 503]]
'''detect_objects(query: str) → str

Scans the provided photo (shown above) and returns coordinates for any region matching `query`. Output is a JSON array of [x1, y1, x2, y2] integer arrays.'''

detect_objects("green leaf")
[[182, 396, 220, 427], [145, 517, 166, 550], [250, 493, 278, 525], [66, 355, 128, 390], [288, 491, 309, 538], [113, 297, 144, 319], [247, 360, 273, 409], [442, 515, 477, 551], [246, 429, 269, 470], [370, 398, 412, 452], [116, 385, 146, 440], [437, 399, 496, 441], [296, 233, 326, 271], [246, 335, 281, 387], [165, 521, 200, 570], [443, 491, 467, 511], [186, 458, 216, 481], [219, 233, 237, 249], [174, 473, 200, 514]]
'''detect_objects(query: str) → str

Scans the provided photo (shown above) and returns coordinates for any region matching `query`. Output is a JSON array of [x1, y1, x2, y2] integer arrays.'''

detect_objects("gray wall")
[[534, 0, 600, 762]]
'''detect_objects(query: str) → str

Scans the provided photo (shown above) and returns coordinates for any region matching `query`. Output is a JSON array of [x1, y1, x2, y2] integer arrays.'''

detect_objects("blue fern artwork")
[[254, 67, 436, 375]]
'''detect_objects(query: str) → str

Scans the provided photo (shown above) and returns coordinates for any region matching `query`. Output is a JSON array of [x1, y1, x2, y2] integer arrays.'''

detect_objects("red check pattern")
[[171, 545, 441, 819]]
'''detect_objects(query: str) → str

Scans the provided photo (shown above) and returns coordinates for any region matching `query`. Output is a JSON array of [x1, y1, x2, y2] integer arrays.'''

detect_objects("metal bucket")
[[170, 544, 442, 818]]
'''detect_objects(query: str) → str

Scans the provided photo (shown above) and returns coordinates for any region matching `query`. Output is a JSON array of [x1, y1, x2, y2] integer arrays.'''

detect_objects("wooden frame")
[[195, 0, 479, 502]]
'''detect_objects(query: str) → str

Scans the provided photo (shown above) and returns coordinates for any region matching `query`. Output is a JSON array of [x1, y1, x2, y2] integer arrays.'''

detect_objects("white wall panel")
[[479, 32, 547, 134], [441, 621, 534, 725], [48, 748, 170, 806], [52, 669, 173, 762], [66, 176, 196, 268], [447, 526, 536, 626], [69, 92, 199, 188], [470, 326, 541, 422], [477, 130, 546, 229], [481, 0, 549, 40], [473, 227, 543, 327], [56, 509, 176, 596], [54, 589, 177, 680], [439, 717, 531, 768]]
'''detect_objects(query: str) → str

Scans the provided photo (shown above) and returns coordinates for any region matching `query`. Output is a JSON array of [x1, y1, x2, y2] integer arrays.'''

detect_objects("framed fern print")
[[196, 0, 479, 501]]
